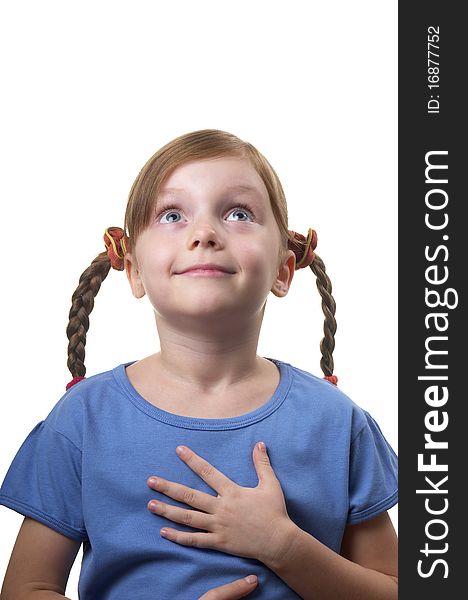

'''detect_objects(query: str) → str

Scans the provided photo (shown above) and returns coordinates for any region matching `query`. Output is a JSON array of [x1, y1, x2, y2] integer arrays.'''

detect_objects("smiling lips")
[[176, 263, 235, 276]]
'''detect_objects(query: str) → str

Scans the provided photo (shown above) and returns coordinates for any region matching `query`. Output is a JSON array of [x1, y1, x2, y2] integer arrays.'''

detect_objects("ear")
[[124, 252, 146, 299], [271, 249, 296, 297]]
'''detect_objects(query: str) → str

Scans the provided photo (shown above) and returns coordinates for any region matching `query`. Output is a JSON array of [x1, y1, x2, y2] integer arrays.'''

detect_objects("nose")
[[187, 219, 223, 250]]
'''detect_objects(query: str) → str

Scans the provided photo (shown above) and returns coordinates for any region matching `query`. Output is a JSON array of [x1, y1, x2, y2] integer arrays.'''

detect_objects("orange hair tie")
[[288, 228, 317, 270], [104, 227, 128, 271], [324, 375, 338, 386]]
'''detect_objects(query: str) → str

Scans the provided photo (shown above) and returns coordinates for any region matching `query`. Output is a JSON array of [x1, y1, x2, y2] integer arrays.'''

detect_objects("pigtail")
[[309, 254, 337, 379], [66, 227, 127, 389], [288, 229, 338, 384], [66, 253, 112, 381]]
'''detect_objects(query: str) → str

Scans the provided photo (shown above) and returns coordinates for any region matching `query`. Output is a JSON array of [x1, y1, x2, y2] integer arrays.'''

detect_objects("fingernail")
[[176, 445, 187, 456], [257, 441, 266, 452], [245, 575, 257, 584]]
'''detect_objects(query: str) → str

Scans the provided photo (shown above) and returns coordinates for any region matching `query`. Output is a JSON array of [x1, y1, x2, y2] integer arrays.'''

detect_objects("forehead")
[[158, 157, 268, 201]]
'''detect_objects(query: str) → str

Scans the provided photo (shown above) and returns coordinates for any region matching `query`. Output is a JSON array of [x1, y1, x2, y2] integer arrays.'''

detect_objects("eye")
[[157, 205, 184, 224], [226, 203, 256, 222], [155, 202, 256, 224]]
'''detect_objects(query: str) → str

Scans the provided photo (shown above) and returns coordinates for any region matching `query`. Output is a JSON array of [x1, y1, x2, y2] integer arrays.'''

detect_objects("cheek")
[[135, 256, 168, 294], [239, 241, 278, 282], [138, 239, 171, 270]]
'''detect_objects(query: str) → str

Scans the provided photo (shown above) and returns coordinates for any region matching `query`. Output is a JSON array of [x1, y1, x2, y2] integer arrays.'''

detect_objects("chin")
[[157, 298, 234, 318]]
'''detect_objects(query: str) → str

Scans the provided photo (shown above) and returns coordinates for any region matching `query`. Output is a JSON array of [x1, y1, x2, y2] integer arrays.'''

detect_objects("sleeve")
[[347, 410, 398, 525], [0, 420, 87, 541]]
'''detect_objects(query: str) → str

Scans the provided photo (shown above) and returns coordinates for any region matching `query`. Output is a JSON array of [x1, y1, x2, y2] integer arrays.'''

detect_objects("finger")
[[157, 526, 218, 551], [252, 441, 276, 486], [175, 446, 234, 495], [198, 575, 259, 599], [148, 499, 213, 532], [147, 476, 216, 513]]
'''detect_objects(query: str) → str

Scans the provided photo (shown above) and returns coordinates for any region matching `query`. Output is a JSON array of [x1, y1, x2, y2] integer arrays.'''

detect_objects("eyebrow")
[[159, 184, 263, 197]]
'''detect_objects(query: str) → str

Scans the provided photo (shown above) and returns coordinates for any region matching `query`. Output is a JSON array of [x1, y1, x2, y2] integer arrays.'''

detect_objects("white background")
[[0, 1, 397, 596]]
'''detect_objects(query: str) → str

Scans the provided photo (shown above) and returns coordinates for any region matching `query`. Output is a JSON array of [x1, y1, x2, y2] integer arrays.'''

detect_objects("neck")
[[150, 310, 267, 394]]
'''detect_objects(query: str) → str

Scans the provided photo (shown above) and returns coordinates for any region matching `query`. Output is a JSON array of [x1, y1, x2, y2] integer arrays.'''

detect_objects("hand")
[[198, 575, 258, 599], [146, 442, 293, 565]]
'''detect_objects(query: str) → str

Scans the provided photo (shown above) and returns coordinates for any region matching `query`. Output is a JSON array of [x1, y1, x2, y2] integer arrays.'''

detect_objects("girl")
[[0, 129, 398, 599]]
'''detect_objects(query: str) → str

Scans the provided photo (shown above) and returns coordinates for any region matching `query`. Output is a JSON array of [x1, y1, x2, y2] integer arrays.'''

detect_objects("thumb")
[[197, 575, 258, 599], [253, 441, 275, 485]]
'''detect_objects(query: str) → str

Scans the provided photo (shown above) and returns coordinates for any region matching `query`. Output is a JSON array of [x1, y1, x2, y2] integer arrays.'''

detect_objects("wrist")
[[260, 518, 302, 571]]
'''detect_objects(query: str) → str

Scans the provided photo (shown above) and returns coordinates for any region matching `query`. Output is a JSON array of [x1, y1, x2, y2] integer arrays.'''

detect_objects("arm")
[[263, 511, 397, 600], [1, 517, 81, 600]]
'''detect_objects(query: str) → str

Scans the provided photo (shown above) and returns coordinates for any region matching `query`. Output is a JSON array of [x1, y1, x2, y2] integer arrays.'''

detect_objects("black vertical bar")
[[399, 2, 466, 597]]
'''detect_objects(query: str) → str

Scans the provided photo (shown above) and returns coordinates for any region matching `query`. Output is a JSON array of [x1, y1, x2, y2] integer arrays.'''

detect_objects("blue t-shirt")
[[0, 358, 398, 599]]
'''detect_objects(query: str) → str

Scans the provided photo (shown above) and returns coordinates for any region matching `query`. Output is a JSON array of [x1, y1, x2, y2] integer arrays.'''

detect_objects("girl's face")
[[125, 157, 295, 327]]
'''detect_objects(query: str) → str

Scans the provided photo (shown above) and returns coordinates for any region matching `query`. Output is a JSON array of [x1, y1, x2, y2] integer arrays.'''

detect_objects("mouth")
[[176, 263, 235, 275], [177, 269, 234, 278]]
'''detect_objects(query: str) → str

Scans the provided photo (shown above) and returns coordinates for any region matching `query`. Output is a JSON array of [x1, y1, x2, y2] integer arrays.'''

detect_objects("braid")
[[288, 229, 338, 381], [66, 252, 112, 379], [309, 254, 337, 377]]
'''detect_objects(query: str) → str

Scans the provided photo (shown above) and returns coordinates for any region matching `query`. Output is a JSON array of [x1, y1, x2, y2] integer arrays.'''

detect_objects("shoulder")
[[44, 362, 131, 447], [283, 360, 371, 435]]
